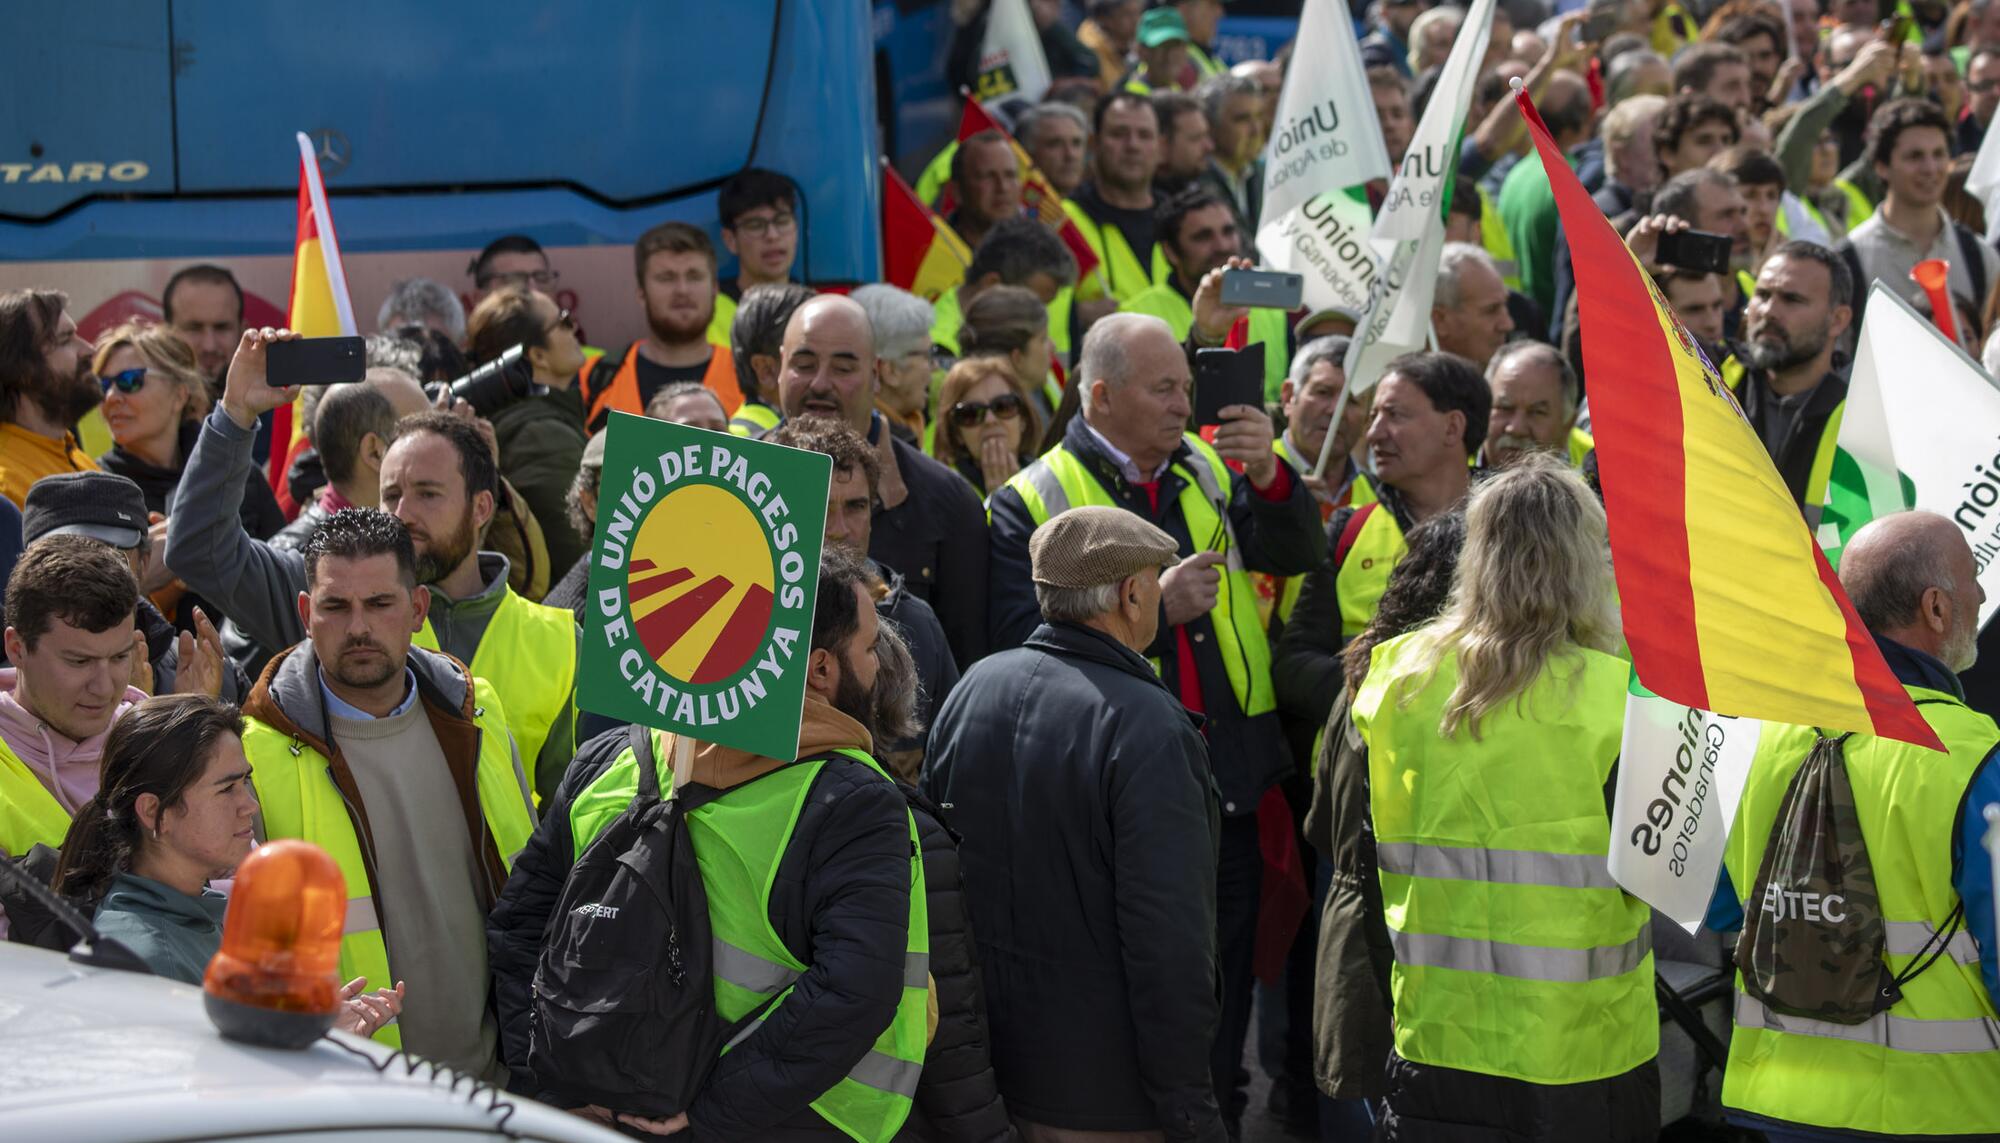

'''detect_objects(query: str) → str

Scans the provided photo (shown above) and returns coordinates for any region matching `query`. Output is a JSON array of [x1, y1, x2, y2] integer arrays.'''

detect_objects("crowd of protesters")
[[5, 0, 2000, 1140]]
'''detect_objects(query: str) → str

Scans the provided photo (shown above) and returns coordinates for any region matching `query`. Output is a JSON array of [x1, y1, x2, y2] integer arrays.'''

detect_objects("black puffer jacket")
[[489, 713, 914, 1143], [896, 784, 1015, 1143]]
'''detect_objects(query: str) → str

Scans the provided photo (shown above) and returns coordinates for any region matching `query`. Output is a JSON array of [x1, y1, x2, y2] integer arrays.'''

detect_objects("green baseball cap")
[[1138, 7, 1192, 48]]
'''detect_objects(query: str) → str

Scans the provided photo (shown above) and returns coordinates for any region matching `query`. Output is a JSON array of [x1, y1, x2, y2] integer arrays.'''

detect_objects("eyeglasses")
[[950, 392, 1025, 428], [101, 367, 148, 394], [1972, 79, 2000, 96], [732, 212, 797, 237], [544, 307, 576, 335], [478, 268, 560, 290]]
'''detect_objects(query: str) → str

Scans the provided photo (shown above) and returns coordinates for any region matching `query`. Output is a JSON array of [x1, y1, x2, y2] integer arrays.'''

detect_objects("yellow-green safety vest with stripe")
[[1724, 371, 1845, 518], [1353, 632, 1656, 1083], [242, 676, 533, 1048], [933, 280, 1075, 359], [415, 588, 577, 776], [567, 731, 931, 1143], [1062, 199, 1171, 305], [1836, 179, 1874, 230], [1478, 186, 1523, 292], [0, 733, 71, 858], [999, 434, 1276, 716], [730, 402, 781, 439], [1721, 687, 2000, 1136], [1188, 43, 1225, 80], [1118, 282, 1291, 402], [1335, 503, 1407, 638], [1264, 440, 1375, 627], [1567, 425, 1594, 470]]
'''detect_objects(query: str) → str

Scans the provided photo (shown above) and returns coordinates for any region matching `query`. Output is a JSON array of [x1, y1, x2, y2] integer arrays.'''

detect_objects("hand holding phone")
[[267, 335, 365, 388], [220, 328, 305, 431], [1195, 345, 1266, 429], [1656, 228, 1734, 275], [1220, 268, 1305, 311]]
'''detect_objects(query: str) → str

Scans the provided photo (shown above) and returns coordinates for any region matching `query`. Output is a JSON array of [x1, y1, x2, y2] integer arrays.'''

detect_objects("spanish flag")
[[949, 94, 1101, 283], [271, 131, 358, 512], [1517, 86, 1938, 749], [881, 159, 971, 302]]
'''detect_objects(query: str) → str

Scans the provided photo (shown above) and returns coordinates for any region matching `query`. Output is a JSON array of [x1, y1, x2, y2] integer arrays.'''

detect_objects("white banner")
[[1971, 107, 2000, 244], [1333, 0, 1497, 456], [1610, 675, 1761, 932], [1822, 285, 2000, 628], [976, 0, 1052, 104], [1255, 0, 1390, 314]]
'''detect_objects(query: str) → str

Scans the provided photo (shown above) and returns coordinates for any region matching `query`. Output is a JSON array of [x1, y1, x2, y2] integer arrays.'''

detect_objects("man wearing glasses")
[[1961, 47, 2000, 155], [467, 235, 561, 307], [710, 168, 802, 348]]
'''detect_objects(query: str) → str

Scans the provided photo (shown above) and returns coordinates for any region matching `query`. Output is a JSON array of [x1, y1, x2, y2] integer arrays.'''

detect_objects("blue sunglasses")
[[100, 367, 147, 394]]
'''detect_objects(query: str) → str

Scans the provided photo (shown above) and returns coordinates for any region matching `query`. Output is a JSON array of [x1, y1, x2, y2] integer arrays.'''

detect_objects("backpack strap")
[[629, 724, 660, 803], [1334, 502, 1378, 569], [1955, 224, 1989, 318]]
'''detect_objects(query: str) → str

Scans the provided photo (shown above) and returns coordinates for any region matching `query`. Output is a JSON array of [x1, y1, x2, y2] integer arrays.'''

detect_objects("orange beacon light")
[[203, 840, 347, 1049]]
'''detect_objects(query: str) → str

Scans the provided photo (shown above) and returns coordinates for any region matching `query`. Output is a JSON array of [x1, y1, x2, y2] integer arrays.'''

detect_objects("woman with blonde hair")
[[930, 356, 1045, 500], [1348, 453, 1656, 1142], [94, 320, 284, 538]]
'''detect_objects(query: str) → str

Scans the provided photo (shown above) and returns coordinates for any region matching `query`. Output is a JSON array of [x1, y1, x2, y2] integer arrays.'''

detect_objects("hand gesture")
[[1211, 404, 1278, 488], [334, 976, 405, 1038], [221, 328, 302, 431], [1192, 256, 1256, 344], [1624, 213, 1691, 275], [977, 433, 1019, 491], [129, 629, 154, 697], [1835, 39, 1897, 95], [170, 607, 225, 699], [137, 513, 176, 595], [1548, 11, 1594, 73], [1160, 550, 1226, 627]]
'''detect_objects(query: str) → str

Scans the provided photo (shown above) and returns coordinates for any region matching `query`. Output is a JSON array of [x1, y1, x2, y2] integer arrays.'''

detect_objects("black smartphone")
[[1219, 268, 1304, 311], [266, 335, 366, 387], [1580, 1, 1622, 43], [1656, 229, 1733, 275], [1194, 344, 1266, 429]]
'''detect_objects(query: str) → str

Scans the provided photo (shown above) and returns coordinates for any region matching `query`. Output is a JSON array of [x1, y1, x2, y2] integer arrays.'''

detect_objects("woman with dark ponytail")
[[52, 696, 402, 1035]]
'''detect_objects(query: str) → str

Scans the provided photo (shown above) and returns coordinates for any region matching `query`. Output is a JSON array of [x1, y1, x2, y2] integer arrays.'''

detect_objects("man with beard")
[[242, 508, 535, 1079], [0, 289, 103, 508], [1480, 341, 1588, 470], [1729, 241, 1854, 515], [577, 222, 742, 433], [1122, 189, 1289, 396], [168, 330, 580, 800], [490, 547, 930, 1141], [779, 295, 990, 668]]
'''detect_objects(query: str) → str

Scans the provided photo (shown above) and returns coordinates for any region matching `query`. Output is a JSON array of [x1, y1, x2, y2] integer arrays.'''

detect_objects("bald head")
[[778, 295, 880, 433], [1542, 71, 1596, 147], [1840, 511, 1984, 672]]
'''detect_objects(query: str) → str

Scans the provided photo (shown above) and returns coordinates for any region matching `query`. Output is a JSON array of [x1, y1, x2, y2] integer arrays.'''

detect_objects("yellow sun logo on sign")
[[624, 484, 777, 685]]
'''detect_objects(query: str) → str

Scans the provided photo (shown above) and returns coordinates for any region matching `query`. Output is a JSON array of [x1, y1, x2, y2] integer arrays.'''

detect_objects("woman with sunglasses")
[[930, 357, 1046, 500], [93, 322, 286, 624], [958, 285, 1059, 426], [51, 694, 404, 1035]]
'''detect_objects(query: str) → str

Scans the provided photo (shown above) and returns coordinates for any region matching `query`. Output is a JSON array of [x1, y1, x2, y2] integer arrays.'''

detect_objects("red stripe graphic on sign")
[[691, 584, 775, 684], [636, 574, 733, 661], [629, 566, 694, 604]]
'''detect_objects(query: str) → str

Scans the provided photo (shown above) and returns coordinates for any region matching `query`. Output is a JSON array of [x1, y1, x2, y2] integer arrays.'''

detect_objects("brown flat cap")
[[1030, 505, 1181, 589]]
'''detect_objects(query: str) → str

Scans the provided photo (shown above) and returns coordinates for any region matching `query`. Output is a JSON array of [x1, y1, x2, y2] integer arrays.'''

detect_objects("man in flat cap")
[[925, 505, 1227, 1143]]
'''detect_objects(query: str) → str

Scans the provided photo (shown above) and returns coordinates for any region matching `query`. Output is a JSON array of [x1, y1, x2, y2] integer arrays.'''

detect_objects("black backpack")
[[527, 726, 755, 1117]]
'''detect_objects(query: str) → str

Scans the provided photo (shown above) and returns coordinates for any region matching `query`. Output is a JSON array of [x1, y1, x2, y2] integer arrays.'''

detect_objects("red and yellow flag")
[[272, 131, 358, 512], [948, 94, 1101, 282], [881, 159, 972, 302], [1517, 87, 1938, 749]]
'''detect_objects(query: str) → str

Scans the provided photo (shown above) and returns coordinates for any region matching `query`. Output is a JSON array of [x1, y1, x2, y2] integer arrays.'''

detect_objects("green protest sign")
[[582, 412, 831, 761]]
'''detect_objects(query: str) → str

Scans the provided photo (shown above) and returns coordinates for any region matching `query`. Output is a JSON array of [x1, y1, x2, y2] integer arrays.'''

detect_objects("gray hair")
[[566, 450, 604, 541], [376, 277, 466, 342], [1435, 242, 1502, 312], [1652, 168, 1738, 227], [363, 332, 423, 375], [1288, 335, 1352, 390], [849, 284, 937, 358], [1606, 50, 1669, 105], [1197, 73, 1262, 121], [1406, 6, 1464, 71], [1035, 580, 1124, 624], [1016, 101, 1090, 146], [1843, 513, 1965, 632], [1078, 313, 1169, 415], [1487, 340, 1580, 417]]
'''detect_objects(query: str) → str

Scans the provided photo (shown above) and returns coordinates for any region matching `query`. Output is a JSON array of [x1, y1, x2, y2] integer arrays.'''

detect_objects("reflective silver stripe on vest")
[[1734, 990, 2000, 1054], [1179, 449, 1246, 575], [1377, 842, 1620, 891], [904, 951, 931, 990], [714, 936, 802, 994], [1021, 462, 1070, 520], [1882, 920, 1982, 965], [345, 897, 380, 934], [848, 1047, 923, 1096], [1389, 925, 1652, 983]]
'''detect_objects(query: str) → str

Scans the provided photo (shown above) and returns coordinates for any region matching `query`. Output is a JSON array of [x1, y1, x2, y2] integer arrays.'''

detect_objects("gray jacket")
[[93, 872, 228, 986], [166, 406, 579, 789]]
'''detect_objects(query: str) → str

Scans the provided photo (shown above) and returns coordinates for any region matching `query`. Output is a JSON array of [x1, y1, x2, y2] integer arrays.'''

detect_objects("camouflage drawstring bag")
[[1735, 731, 1960, 1023]]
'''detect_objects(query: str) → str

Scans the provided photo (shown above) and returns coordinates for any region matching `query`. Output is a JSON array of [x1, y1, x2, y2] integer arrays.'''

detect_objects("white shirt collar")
[[1081, 418, 1173, 483]]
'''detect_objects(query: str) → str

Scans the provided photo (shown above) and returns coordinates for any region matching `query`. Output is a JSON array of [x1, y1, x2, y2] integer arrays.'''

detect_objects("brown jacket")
[[1301, 688, 1396, 1100], [243, 641, 533, 920]]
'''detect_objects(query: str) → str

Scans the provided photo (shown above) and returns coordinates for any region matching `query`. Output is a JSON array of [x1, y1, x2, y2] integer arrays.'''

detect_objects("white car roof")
[[0, 942, 624, 1142]]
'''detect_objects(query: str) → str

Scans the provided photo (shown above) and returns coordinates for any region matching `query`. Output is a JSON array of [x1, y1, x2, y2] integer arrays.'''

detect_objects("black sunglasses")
[[100, 367, 148, 394], [950, 392, 1025, 428]]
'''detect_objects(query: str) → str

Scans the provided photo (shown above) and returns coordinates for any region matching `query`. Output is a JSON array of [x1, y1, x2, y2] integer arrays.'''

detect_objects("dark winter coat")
[[923, 622, 1227, 1142], [488, 387, 590, 577], [866, 414, 991, 670]]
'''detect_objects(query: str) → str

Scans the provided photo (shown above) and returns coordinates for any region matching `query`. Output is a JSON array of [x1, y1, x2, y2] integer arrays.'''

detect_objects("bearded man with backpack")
[[487, 547, 931, 1142], [1720, 510, 2000, 1142]]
